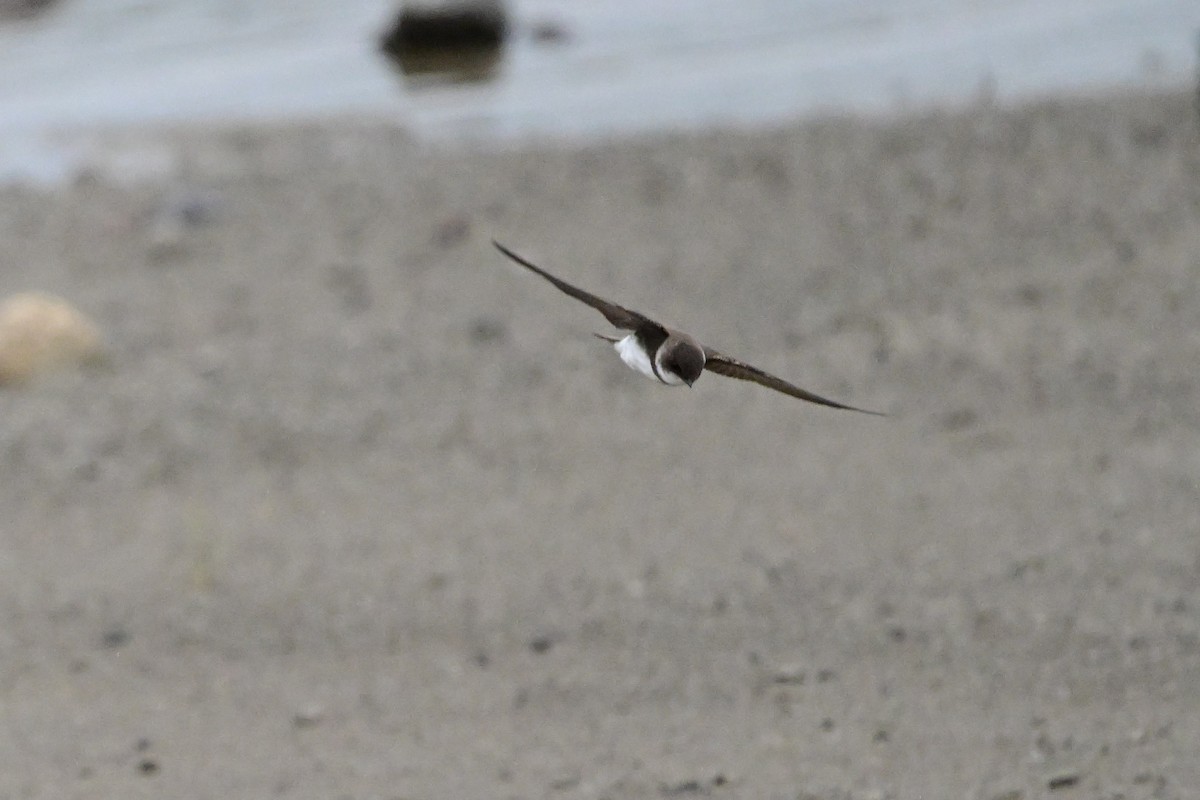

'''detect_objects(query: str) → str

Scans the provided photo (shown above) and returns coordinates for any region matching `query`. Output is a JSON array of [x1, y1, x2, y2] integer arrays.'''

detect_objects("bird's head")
[[660, 338, 706, 387]]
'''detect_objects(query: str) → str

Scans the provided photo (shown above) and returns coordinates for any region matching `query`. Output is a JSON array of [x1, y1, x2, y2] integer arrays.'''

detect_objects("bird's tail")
[[592, 332, 620, 343]]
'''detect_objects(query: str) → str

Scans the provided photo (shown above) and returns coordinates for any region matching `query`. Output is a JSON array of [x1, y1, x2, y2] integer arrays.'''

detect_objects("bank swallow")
[[493, 241, 882, 415]]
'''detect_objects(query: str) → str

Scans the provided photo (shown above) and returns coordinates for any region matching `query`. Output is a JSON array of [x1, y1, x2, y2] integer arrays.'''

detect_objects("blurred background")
[[1, 0, 1197, 180]]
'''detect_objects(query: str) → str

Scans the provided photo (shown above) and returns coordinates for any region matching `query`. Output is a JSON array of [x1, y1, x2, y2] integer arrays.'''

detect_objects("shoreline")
[[0, 81, 1195, 186]]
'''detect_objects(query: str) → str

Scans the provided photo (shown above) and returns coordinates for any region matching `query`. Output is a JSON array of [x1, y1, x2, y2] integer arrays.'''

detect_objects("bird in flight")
[[493, 241, 883, 415]]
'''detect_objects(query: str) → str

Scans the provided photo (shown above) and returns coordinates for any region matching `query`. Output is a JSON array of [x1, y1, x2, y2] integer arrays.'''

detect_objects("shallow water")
[[0, 0, 1196, 180]]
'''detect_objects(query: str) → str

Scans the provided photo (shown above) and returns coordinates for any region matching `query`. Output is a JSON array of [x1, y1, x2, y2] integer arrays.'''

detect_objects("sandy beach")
[[0, 88, 1198, 798]]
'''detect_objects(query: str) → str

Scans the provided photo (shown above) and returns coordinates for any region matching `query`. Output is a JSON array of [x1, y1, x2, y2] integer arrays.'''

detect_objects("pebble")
[[0, 292, 105, 386]]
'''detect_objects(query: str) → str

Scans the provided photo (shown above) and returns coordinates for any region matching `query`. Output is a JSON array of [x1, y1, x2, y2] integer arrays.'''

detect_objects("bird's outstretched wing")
[[703, 348, 885, 415], [493, 240, 658, 332]]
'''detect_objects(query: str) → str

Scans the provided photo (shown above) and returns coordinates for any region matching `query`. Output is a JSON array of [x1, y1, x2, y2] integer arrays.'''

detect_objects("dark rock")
[[101, 628, 130, 649], [771, 665, 805, 685], [528, 634, 556, 654], [1046, 773, 1080, 791], [379, 1, 507, 80]]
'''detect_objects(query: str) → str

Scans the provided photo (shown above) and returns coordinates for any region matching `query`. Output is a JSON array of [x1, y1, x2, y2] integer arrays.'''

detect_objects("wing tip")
[[492, 239, 544, 276], [816, 398, 888, 417]]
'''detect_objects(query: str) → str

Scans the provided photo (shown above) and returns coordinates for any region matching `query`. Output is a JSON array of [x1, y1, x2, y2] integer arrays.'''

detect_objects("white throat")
[[613, 334, 685, 386]]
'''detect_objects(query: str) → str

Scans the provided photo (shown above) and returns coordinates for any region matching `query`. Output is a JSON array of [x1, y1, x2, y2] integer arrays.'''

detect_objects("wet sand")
[[0, 89, 1198, 798]]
